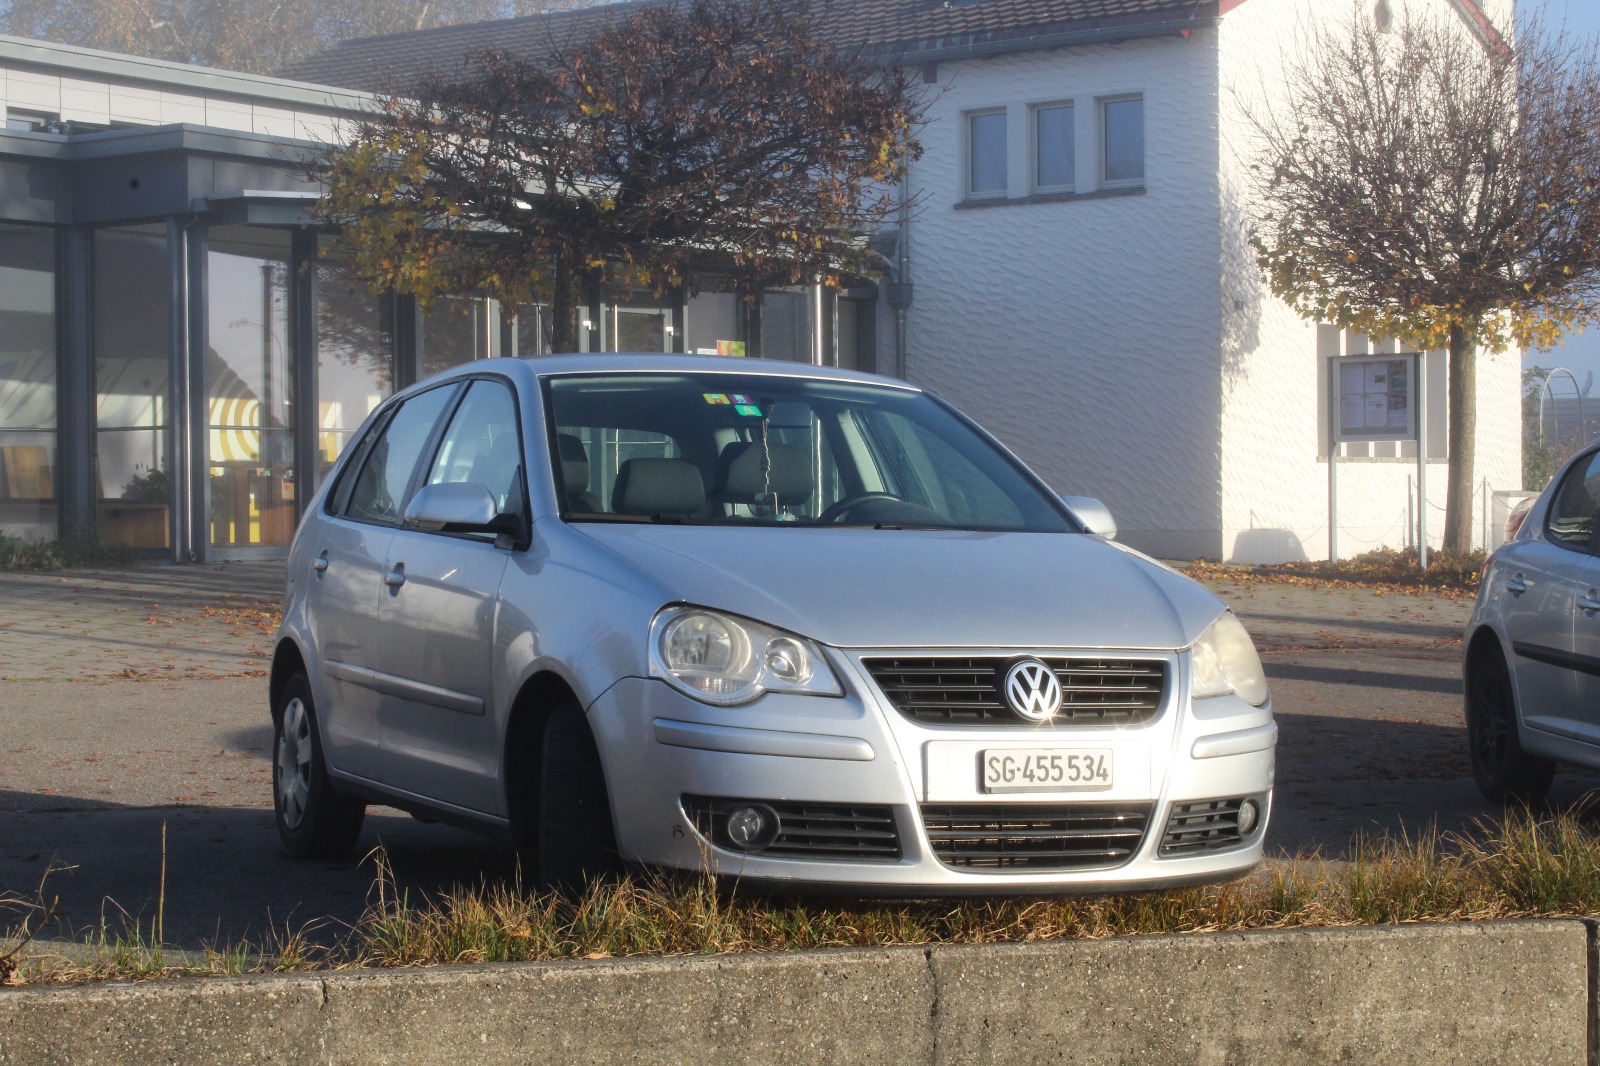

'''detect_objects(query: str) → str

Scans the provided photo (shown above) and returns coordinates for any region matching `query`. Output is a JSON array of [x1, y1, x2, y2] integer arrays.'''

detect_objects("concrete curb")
[[0, 921, 1590, 1064]]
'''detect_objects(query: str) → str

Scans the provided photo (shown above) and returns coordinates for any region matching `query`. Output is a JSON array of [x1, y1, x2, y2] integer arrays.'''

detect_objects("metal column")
[[290, 229, 319, 506], [56, 226, 95, 535]]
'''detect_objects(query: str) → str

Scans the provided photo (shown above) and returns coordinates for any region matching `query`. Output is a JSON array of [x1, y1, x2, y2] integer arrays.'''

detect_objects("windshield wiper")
[[562, 511, 697, 525], [823, 521, 947, 531]]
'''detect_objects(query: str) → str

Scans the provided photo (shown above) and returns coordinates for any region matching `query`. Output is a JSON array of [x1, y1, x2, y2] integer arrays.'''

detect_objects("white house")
[[0, 0, 1523, 563], [842, 0, 1521, 562]]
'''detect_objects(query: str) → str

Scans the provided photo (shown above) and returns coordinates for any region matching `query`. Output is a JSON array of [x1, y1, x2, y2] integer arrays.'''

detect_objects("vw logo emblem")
[[1003, 659, 1062, 722]]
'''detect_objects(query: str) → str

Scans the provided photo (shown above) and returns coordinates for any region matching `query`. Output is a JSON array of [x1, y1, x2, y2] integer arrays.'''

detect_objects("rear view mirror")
[[1062, 496, 1117, 539], [765, 401, 814, 429]]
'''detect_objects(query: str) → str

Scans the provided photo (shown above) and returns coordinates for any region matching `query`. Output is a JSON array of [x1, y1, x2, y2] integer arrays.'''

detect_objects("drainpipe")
[[887, 170, 913, 379]]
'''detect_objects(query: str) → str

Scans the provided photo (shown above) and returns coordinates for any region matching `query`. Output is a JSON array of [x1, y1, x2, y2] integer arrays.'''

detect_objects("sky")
[[1523, 0, 1600, 393]]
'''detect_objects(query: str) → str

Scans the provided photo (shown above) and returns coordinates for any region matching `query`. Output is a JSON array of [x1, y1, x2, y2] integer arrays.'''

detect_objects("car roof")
[[415, 353, 924, 392]]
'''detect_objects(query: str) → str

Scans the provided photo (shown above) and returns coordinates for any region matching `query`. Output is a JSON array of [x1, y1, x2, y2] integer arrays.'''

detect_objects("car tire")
[[273, 670, 366, 859], [538, 700, 619, 891], [1466, 646, 1555, 805]]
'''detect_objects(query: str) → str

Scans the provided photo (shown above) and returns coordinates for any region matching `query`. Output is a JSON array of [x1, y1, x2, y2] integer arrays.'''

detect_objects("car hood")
[[570, 525, 1226, 650]]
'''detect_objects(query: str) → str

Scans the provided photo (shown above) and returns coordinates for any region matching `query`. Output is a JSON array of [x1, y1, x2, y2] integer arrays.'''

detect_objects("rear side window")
[[1546, 450, 1600, 551], [341, 385, 455, 525]]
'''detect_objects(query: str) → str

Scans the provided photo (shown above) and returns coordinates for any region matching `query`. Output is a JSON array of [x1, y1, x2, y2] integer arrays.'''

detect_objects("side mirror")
[[403, 482, 507, 535], [1062, 495, 1117, 539]]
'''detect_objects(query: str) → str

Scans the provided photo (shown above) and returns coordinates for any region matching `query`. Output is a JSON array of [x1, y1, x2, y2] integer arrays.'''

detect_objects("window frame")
[[964, 108, 1009, 199], [1099, 94, 1145, 189], [1031, 101, 1076, 193]]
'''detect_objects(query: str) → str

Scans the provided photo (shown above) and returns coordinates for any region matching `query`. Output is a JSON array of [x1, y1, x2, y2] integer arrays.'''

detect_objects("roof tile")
[[278, 0, 1216, 91]]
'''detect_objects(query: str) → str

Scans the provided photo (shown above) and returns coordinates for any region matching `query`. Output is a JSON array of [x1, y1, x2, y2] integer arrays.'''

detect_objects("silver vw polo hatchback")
[[271, 355, 1276, 892]]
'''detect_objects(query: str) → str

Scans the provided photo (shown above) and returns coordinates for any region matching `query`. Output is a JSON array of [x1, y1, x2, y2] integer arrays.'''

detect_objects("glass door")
[[611, 304, 670, 352], [206, 228, 296, 551], [94, 226, 173, 551]]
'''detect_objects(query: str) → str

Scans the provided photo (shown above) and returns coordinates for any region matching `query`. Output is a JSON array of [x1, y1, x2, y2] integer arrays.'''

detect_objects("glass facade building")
[[0, 38, 874, 561]]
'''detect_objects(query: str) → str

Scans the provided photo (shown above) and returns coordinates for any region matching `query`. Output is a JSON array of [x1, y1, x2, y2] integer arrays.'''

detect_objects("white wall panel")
[[898, 35, 1227, 559]]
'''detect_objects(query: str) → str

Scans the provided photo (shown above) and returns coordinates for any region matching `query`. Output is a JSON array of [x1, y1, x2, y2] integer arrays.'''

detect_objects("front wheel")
[[273, 670, 366, 859], [1465, 647, 1554, 805], [538, 701, 619, 892]]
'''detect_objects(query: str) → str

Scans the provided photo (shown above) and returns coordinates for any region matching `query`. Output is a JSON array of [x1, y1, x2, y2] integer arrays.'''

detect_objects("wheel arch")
[[503, 670, 584, 847], [1464, 624, 1509, 681], [270, 637, 309, 716]]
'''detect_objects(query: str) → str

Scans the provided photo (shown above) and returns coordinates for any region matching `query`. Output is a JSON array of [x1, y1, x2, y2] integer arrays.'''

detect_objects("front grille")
[[682, 795, 902, 862], [862, 656, 1166, 727], [921, 803, 1152, 871], [1160, 799, 1251, 856]]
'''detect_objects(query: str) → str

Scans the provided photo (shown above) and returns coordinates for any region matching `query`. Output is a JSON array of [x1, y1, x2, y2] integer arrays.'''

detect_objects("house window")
[[966, 110, 1007, 197], [1101, 95, 1144, 187], [4, 110, 57, 133], [1033, 103, 1074, 191]]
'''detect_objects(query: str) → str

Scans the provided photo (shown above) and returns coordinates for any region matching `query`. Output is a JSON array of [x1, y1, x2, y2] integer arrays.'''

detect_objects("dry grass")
[[8, 805, 1600, 985]]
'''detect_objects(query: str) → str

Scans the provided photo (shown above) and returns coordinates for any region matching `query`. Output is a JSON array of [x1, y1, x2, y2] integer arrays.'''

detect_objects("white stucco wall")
[[1217, 0, 1521, 560], [892, 31, 1229, 560]]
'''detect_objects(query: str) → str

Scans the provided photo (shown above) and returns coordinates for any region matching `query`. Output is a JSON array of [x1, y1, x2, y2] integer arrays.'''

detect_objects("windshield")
[[543, 372, 1077, 533]]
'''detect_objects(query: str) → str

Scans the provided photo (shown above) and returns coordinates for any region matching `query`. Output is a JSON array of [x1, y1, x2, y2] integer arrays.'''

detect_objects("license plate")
[[980, 748, 1113, 794]]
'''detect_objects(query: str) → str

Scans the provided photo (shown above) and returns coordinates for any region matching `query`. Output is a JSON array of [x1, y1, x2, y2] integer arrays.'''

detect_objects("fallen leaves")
[[1185, 547, 1483, 602]]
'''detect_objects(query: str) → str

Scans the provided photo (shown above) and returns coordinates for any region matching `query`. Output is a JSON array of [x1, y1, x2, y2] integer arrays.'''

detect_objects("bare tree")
[[314, 0, 924, 352], [1250, 6, 1600, 551]]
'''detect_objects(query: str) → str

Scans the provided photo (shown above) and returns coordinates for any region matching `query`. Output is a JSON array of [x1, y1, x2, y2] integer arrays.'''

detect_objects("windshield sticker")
[[729, 394, 755, 405], [735, 404, 763, 417], [702, 393, 731, 405]]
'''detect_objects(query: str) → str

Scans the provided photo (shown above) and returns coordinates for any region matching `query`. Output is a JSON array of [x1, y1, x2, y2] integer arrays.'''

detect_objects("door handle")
[[1581, 589, 1600, 614], [384, 564, 407, 588], [1506, 573, 1528, 595], [312, 551, 329, 574]]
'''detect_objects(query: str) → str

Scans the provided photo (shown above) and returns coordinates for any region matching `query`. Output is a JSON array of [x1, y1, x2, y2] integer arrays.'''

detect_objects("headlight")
[[1190, 611, 1269, 706], [649, 606, 843, 706]]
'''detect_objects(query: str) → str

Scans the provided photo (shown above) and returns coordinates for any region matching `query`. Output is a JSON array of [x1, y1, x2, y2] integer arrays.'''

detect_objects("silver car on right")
[[1465, 440, 1600, 803]]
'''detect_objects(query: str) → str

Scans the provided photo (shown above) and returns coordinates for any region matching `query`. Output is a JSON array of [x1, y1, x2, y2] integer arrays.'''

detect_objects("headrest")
[[557, 433, 589, 495], [469, 432, 523, 500], [611, 457, 706, 516], [715, 441, 813, 506]]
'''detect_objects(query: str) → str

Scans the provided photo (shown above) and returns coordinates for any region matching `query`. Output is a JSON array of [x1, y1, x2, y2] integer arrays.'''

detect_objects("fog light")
[[1237, 799, 1261, 836], [724, 804, 780, 851]]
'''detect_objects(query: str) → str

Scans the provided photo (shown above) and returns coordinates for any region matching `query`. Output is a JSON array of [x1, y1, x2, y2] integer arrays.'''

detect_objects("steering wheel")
[[817, 492, 904, 524]]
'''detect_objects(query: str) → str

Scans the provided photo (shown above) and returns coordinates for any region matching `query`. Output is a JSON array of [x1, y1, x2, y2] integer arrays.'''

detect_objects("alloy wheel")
[[276, 696, 313, 830]]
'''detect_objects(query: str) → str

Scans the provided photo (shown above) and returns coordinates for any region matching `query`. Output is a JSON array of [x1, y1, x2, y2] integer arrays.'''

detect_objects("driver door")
[[370, 378, 526, 815]]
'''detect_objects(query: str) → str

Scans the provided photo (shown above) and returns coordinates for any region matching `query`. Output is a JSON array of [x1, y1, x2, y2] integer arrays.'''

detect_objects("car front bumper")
[[587, 656, 1275, 893]]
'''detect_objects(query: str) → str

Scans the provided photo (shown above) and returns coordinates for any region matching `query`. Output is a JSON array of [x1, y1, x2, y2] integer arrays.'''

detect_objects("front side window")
[[342, 384, 455, 524], [1034, 103, 1075, 191], [1101, 95, 1145, 186], [1546, 450, 1600, 551], [544, 372, 1075, 533], [967, 110, 1007, 197], [426, 379, 525, 519]]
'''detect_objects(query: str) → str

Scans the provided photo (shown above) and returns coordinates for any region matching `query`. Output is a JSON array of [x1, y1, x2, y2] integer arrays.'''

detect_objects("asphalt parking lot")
[[2, 561, 1597, 952]]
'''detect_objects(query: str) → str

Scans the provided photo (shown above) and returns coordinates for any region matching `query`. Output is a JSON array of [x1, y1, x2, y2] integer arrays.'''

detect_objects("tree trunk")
[[1442, 322, 1477, 553], [550, 247, 581, 353]]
